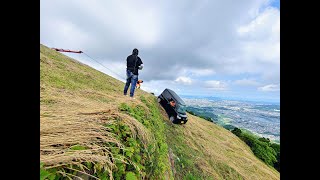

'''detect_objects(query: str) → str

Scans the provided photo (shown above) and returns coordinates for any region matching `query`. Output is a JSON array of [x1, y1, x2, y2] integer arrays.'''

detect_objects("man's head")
[[132, 48, 139, 55]]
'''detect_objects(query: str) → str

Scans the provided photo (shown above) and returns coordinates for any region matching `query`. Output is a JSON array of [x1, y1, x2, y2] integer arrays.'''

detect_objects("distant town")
[[182, 97, 280, 143]]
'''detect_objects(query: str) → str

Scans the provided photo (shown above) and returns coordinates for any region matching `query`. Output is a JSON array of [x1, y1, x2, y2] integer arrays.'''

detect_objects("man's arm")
[[138, 57, 143, 70]]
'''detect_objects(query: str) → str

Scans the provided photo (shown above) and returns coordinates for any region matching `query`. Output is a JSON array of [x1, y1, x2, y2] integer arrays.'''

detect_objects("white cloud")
[[41, 0, 280, 81], [236, 7, 280, 79], [234, 78, 261, 86], [204, 80, 228, 91], [237, 7, 279, 39], [77, 1, 161, 47], [191, 5, 279, 84], [258, 84, 279, 92], [175, 76, 192, 85], [189, 69, 216, 77], [41, 0, 280, 101]]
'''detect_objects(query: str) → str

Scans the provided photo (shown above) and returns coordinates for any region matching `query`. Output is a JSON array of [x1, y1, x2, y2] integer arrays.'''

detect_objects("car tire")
[[169, 116, 175, 122], [157, 97, 162, 103]]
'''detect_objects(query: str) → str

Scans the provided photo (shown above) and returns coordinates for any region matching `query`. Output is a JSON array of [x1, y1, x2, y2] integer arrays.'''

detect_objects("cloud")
[[41, 0, 278, 80], [258, 84, 280, 92], [41, 0, 279, 101], [204, 80, 228, 91], [189, 69, 216, 77], [175, 76, 193, 85], [236, 7, 280, 81], [234, 78, 261, 86]]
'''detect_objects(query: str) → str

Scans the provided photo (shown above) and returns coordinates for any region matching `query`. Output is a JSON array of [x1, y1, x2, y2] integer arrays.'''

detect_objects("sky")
[[40, 0, 280, 103]]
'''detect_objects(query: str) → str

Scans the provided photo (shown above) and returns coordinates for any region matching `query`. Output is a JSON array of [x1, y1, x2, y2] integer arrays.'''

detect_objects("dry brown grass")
[[40, 87, 152, 179], [40, 44, 153, 179], [41, 44, 279, 180], [170, 113, 280, 180]]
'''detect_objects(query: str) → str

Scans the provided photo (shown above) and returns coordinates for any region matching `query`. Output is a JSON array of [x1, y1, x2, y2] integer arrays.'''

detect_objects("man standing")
[[123, 48, 143, 98]]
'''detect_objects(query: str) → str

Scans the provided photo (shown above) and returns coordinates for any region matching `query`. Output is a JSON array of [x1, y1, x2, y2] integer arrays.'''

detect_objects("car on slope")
[[158, 88, 188, 124]]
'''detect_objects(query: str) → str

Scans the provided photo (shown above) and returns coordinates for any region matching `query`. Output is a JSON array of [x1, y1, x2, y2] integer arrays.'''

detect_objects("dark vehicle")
[[158, 88, 188, 124]]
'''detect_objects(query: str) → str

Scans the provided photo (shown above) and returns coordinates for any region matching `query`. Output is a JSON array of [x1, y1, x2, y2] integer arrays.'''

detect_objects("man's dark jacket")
[[126, 55, 143, 75]]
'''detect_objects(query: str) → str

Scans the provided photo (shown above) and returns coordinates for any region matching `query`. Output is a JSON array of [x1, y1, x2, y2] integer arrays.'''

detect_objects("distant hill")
[[40, 44, 279, 180]]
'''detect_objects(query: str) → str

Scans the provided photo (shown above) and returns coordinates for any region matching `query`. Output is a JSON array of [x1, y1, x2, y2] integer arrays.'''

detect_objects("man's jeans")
[[123, 70, 138, 97]]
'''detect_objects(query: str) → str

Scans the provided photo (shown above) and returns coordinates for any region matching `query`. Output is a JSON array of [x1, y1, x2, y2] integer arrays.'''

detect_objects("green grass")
[[40, 43, 279, 180], [164, 122, 213, 179], [119, 95, 173, 179], [69, 145, 87, 150], [40, 44, 123, 93], [232, 128, 280, 172]]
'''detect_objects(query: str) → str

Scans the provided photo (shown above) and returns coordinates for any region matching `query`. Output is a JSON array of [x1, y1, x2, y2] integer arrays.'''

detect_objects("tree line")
[[232, 128, 280, 172], [186, 109, 280, 172]]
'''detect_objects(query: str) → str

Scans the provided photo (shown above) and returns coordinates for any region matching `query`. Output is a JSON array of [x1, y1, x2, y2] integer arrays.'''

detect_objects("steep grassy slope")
[[40, 44, 279, 180], [163, 113, 280, 179], [40, 44, 173, 180]]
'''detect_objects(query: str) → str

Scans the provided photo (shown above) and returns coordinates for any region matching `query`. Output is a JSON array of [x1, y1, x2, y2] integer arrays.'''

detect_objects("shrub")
[[231, 127, 242, 137]]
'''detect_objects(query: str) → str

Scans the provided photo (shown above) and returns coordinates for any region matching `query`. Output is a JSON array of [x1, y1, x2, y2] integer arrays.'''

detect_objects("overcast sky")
[[41, 0, 280, 103]]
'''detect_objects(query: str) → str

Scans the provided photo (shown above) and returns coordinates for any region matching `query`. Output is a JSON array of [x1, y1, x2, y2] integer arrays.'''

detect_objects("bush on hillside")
[[231, 127, 242, 137], [223, 124, 236, 130], [186, 110, 212, 122], [232, 128, 280, 172]]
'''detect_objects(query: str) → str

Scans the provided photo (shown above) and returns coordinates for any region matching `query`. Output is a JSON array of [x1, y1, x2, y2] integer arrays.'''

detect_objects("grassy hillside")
[[40, 44, 279, 180]]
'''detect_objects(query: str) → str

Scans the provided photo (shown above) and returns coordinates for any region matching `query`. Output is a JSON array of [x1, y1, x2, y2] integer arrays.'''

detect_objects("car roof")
[[164, 88, 186, 105]]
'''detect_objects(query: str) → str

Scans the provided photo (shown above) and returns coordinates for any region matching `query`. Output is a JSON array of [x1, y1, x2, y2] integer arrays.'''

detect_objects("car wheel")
[[157, 97, 162, 103], [169, 116, 175, 122]]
